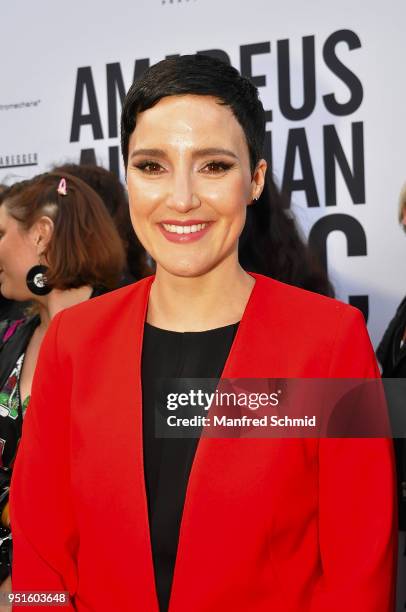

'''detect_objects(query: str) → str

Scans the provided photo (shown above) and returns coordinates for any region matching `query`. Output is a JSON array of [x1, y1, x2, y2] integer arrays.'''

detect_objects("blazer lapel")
[[129, 275, 159, 609], [93, 275, 160, 610]]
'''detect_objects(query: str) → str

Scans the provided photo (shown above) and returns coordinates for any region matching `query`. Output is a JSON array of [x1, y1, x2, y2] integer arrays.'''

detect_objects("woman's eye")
[[202, 161, 232, 174], [136, 161, 164, 175]]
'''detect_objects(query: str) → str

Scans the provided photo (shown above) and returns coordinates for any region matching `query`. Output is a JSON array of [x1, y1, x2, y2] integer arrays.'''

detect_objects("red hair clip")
[[57, 177, 67, 196]]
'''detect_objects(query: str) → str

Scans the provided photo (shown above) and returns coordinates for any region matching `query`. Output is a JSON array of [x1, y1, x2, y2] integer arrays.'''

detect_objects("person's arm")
[[311, 308, 397, 611], [9, 312, 77, 609]]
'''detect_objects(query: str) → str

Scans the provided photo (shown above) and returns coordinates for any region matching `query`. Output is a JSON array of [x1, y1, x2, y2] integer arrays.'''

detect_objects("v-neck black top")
[[141, 321, 239, 612]]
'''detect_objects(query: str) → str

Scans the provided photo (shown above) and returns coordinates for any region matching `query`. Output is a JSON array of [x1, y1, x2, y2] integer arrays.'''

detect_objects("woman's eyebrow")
[[130, 148, 166, 160], [192, 148, 239, 160], [130, 147, 239, 160]]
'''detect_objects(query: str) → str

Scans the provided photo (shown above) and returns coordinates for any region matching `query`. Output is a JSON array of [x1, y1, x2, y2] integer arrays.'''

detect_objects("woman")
[[0, 172, 125, 594], [10, 55, 395, 611], [0, 164, 151, 326], [377, 182, 406, 609]]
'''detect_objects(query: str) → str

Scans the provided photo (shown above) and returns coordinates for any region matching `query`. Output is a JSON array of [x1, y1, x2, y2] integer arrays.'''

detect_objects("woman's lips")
[[158, 221, 212, 243]]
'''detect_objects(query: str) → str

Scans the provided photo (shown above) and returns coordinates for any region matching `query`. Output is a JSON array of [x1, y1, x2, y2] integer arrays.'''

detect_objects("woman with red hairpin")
[[0, 172, 125, 601]]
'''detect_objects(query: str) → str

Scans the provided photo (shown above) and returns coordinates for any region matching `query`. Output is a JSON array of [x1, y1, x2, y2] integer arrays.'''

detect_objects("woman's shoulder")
[[53, 276, 154, 345], [64, 276, 153, 316], [251, 273, 358, 324], [0, 315, 39, 389], [0, 318, 25, 344], [249, 274, 375, 377]]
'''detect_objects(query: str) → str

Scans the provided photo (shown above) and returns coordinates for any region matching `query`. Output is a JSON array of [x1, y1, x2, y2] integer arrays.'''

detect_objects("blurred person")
[[0, 172, 125, 594], [0, 185, 29, 323], [377, 183, 406, 610], [238, 178, 334, 297], [0, 164, 152, 325], [378, 183, 406, 381], [10, 55, 395, 611], [52, 163, 151, 282]]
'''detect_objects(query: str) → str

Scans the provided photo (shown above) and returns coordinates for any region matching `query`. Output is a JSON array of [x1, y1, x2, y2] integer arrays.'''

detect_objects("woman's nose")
[[166, 173, 201, 213]]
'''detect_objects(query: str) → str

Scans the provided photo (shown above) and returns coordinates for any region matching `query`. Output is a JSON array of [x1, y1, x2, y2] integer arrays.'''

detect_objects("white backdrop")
[[1, 0, 405, 347]]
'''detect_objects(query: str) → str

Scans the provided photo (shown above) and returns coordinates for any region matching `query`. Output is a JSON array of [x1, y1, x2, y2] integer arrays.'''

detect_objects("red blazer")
[[10, 273, 396, 611]]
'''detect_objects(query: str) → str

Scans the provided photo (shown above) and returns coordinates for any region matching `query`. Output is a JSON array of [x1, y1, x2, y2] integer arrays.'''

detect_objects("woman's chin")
[[0, 285, 30, 302], [0, 286, 12, 300], [157, 258, 214, 279]]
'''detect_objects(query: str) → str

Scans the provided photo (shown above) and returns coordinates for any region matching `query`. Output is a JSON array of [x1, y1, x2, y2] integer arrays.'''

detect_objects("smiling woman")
[[126, 93, 265, 303], [10, 55, 396, 612]]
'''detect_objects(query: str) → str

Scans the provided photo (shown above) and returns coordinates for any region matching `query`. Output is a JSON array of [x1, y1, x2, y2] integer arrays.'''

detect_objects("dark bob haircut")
[[121, 54, 265, 173]]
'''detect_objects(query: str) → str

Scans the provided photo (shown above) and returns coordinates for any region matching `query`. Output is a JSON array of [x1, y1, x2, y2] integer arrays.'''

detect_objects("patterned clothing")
[[0, 321, 32, 582], [0, 352, 29, 469]]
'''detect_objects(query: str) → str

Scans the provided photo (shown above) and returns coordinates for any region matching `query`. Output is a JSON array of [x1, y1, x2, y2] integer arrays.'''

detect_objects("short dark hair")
[[0, 172, 125, 290], [121, 54, 265, 172]]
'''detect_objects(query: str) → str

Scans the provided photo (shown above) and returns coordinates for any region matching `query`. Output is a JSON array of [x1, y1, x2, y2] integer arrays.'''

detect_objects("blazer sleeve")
[[311, 307, 397, 612], [9, 311, 77, 609]]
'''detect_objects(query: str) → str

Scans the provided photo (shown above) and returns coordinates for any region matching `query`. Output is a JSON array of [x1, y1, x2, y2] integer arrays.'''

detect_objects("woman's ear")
[[249, 159, 267, 204], [30, 215, 55, 256]]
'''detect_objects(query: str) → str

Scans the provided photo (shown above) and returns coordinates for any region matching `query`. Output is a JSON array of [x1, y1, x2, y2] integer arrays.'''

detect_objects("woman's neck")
[[36, 285, 93, 331], [147, 260, 255, 332]]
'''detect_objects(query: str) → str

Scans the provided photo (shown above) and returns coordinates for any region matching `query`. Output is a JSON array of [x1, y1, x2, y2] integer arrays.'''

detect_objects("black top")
[[141, 321, 239, 612]]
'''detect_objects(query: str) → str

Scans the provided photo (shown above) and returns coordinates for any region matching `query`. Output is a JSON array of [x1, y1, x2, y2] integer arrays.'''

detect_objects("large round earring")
[[26, 265, 52, 296]]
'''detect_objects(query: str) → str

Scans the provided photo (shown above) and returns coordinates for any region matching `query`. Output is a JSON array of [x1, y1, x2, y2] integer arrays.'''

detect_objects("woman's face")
[[0, 205, 40, 301], [126, 94, 266, 277]]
